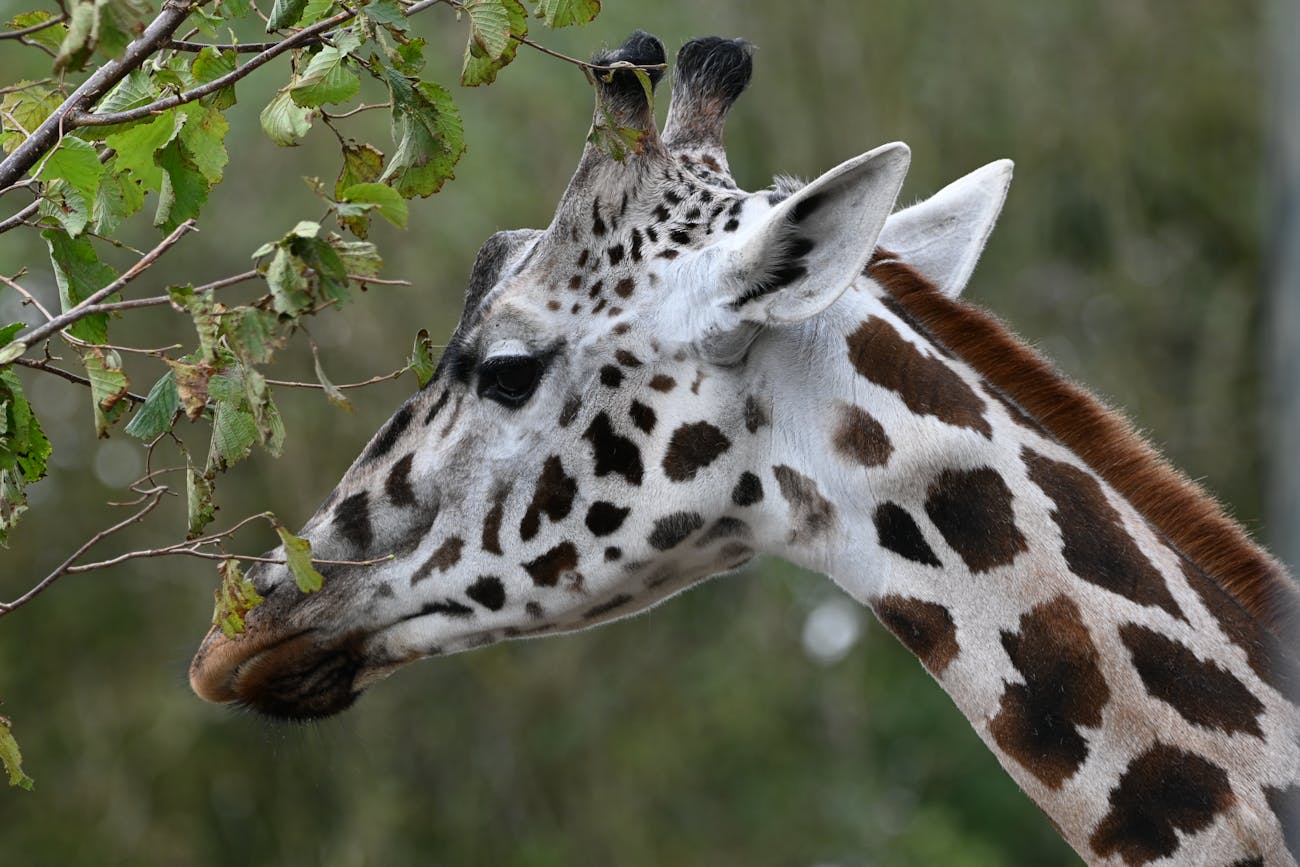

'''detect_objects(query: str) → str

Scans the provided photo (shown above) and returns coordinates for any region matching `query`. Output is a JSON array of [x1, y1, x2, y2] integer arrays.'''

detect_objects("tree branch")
[[89, 269, 261, 314], [0, 13, 67, 40], [12, 356, 149, 403], [165, 38, 281, 53]]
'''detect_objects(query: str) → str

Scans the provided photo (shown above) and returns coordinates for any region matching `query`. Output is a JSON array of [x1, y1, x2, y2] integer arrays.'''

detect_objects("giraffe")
[[188, 32, 1300, 865]]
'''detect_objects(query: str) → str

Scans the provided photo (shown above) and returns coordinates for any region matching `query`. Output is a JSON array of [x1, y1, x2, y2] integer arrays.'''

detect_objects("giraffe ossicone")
[[189, 31, 1300, 867]]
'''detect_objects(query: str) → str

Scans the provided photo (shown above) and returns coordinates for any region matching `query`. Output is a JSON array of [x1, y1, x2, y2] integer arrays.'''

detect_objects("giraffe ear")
[[725, 141, 911, 325], [877, 159, 1014, 298]]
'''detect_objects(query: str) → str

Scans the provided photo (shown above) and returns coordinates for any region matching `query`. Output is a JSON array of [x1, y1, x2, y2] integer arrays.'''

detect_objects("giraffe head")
[[189, 32, 1013, 719]]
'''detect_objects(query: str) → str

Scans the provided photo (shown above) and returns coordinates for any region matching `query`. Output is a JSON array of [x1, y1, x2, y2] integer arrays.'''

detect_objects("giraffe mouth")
[[189, 625, 373, 720]]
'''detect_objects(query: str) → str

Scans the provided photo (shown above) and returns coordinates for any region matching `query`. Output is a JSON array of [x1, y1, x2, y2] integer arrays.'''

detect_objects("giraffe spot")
[[604, 546, 622, 561], [1023, 448, 1184, 620], [652, 204, 670, 223], [592, 298, 607, 314], [723, 218, 740, 232], [696, 516, 751, 547], [834, 403, 894, 468], [558, 394, 582, 427], [1228, 858, 1263, 867], [615, 349, 641, 368], [773, 465, 835, 543], [567, 274, 583, 291], [519, 456, 577, 542], [333, 492, 373, 550], [663, 421, 732, 482], [731, 471, 764, 506], [416, 598, 474, 619], [611, 277, 636, 299], [872, 595, 958, 676], [481, 487, 508, 555], [585, 501, 630, 537], [990, 595, 1110, 789], [585, 593, 634, 620], [385, 452, 416, 507], [1120, 622, 1264, 737], [591, 199, 606, 236], [657, 249, 680, 260], [629, 230, 644, 261], [924, 466, 1027, 573], [628, 400, 656, 434], [525, 601, 544, 619], [1179, 558, 1299, 702], [1265, 784, 1300, 862], [599, 365, 623, 388], [423, 389, 450, 425], [1089, 743, 1234, 866], [523, 541, 579, 587], [583, 412, 644, 485], [577, 249, 589, 268], [648, 512, 705, 550], [649, 374, 676, 392], [744, 395, 769, 433], [465, 575, 505, 611], [845, 316, 991, 437], [670, 229, 692, 245], [873, 502, 941, 567], [364, 404, 413, 462], [607, 243, 625, 266], [412, 536, 464, 585]]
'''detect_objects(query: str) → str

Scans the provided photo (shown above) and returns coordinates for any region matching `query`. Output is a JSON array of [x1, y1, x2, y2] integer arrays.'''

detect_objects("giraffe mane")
[[868, 251, 1300, 639]]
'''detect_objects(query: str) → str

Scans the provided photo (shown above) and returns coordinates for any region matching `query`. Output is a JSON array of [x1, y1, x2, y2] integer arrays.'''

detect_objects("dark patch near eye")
[[577, 249, 589, 268], [1119, 622, 1264, 736], [604, 546, 622, 562], [1089, 743, 1234, 866], [481, 487, 508, 554], [591, 199, 606, 236], [583, 412, 644, 485], [385, 452, 417, 507], [519, 456, 577, 542], [523, 541, 578, 587], [744, 395, 769, 433], [630, 229, 644, 261], [1023, 448, 1185, 619], [723, 218, 740, 232], [614, 277, 635, 298], [365, 404, 413, 463], [1228, 858, 1264, 867], [525, 601, 544, 619], [924, 466, 1027, 573], [585, 593, 634, 619], [607, 244, 625, 266], [790, 191, 825, 223], [629, 400, 656, 433], [1265, 785, 1300, 862], [466, 575, 506, 611], [873, 595, 958, 676], [846, 317, 992, 437], [615, 349, 641, 367], [426, 387, 452, 426], [585, 501, 630, 537], [648, 512, 705, 550], [600, 365, 623, 388], [663, 421, 732, 481], [333, 492, 373, 550], [873, 502, 940, 567], [697, 516, 751, 546], [989, 595, 1110, 789], [772, 465, 835, 543], [558, 394, 582, 427], [416, 598, 474, 619], [834, 403, 893, 468], [731, 471, 764, 506], [649, 374, 676, 392], [411, 536, 464, 585]]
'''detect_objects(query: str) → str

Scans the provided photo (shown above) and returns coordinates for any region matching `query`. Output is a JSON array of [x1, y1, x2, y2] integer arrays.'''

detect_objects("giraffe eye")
[[477, 355, 542, 408]]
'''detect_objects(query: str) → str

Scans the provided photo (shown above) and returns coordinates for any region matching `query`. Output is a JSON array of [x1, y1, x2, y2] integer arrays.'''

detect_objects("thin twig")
[[165, 38, 282, 53], [0, 273, 54, 321], [0, 201, 39, 235], [0, 12, 67, 40], [322, 101, 391, 120], [11, 356, 149, 403], [266, 366, 408, 390], [346, 274, 410, 286], [82, 269, 261, 314], [0, 79, 55, 96]]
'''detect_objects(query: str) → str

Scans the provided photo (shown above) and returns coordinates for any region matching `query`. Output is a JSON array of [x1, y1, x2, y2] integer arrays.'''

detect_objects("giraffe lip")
[[189, 625, 315, 704]]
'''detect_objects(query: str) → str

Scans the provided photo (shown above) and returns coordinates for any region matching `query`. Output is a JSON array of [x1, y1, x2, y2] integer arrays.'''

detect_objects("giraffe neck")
[[753, 277, 1300, 866]]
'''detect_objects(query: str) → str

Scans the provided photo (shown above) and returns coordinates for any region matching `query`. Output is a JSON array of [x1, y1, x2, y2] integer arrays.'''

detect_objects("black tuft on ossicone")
[[674, 36, 753, 108], [590, 31, 665, 123]]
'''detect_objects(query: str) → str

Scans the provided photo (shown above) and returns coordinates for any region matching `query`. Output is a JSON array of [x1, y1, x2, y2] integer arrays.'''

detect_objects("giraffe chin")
[[189, 625, 371, 720]]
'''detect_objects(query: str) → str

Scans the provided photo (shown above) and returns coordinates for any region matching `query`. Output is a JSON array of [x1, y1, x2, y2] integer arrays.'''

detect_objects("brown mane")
[[868, 252, 1300, 638]]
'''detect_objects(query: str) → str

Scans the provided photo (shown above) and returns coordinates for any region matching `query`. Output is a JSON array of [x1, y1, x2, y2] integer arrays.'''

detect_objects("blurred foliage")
[[0, 0, 1275, 864]]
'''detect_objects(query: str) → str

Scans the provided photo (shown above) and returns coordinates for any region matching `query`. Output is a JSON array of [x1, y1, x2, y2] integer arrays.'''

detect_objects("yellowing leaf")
[[274, 522, 324, 593], [212, 558, 264, 638], [0, 716, 33, 791], [260, 90, 314, 147], [534, 0, 598, 28]]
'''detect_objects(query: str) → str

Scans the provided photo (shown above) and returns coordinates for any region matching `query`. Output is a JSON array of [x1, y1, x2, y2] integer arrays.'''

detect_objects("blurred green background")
[[0, 1, 1285, 864]]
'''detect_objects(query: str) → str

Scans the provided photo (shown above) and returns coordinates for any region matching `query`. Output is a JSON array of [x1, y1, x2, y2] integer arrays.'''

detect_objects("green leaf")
[[154, 140, 208, 231], [80, 347, 130, 437], [36, 136, 104, 207], [274, 522, 324, 593], [290, 45, 361, 108], [263, 247, 311, 316], [0, 368, 51, 546], [212, 557, 264, 637], [6, 10, 66, 52], [332, 239, 382, 278], [260, 89, 314, 147], [92, 158, 145, 234], [466, 0, 526, 60], [208, 399, 257, 471], [266, 0, 308, 31], [104, 109, 184, 192], [168, 284, 221, 363], [362, 0, 408, 31], [534, 0, 598, 28], [462, 35, 518, 87], [381, 76, 465, 198], [54, 0, 97, 71], [340, 182, 407, 228], [225, 308, 281, 366], [335, 141, 384, 198], [0, 82, 61, 155], [298, 0, 335, 25], [408, 328, 434, 387], [312, 353, 352, 411], [37, 179, 91, 237], [186, 466, 216, 538], [42, 229, 118, 344], [190, 47, 237, 110], [124, 370, 179, 439], [0, 323, 23, 349], [91, 69, 159, 129], [0, 716, 34, 791], [167, 358, 213, 421], [179, 104, 230, 185]]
